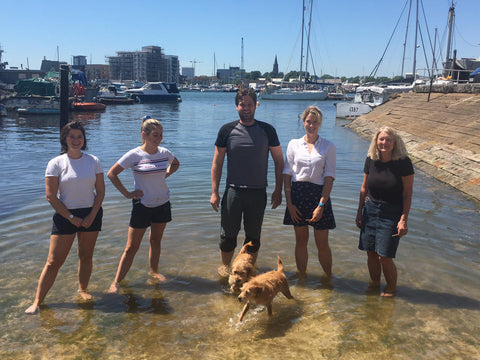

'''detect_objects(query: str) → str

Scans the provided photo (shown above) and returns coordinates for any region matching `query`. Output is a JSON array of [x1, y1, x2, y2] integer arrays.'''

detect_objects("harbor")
[[0, 93, 478, 359], [346, 90, 480, 203]]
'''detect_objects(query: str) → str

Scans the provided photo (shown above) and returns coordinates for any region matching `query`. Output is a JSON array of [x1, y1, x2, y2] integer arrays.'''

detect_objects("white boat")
[[97, 85, 136, 105], [335, 84, 412, 118], [125, 82, 181, 103], [260, 0, 327, 101], [261, 87, 327, 100]]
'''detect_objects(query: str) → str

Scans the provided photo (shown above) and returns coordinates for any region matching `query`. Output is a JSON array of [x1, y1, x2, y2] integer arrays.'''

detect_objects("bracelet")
[[318, 202, 324, 207]]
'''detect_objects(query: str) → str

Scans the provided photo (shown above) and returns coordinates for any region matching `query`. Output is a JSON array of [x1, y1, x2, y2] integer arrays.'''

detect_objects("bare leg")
[[380, 256, 397, 296], [108, 227, 146, 293], [218, 250, 234, 278], [294, 225, 309, 276], [77, 231, 98, 301], [25, 234, 75, 314], [366, 251, 382, 289], [149, 223, 167, 282], [314, 229, 332, 277]]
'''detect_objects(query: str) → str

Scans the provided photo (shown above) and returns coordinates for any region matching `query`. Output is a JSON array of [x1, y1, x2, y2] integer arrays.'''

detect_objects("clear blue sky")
[[1, 0, 478, 78]]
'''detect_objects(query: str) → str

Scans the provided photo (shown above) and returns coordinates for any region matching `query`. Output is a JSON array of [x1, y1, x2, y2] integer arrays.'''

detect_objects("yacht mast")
[[412, 0, 419, 79], [401, 0, 412, 78], [304, 0, 313, 89], [445, 1, 455, 64], [299, 0, 305, 83]]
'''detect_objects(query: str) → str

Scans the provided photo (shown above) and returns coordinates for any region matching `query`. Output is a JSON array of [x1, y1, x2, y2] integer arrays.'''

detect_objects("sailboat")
[[335, 0, 420, 118], [260, 0, 327, 101]]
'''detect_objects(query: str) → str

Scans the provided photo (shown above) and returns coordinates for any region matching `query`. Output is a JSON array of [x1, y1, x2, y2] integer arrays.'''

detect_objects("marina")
[[0, 92, 479, 359]]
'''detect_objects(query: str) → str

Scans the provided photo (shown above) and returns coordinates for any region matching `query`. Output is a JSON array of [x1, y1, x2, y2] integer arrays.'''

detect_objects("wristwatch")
[[318, 202, 324, 208], [69, 214, 74, 220]]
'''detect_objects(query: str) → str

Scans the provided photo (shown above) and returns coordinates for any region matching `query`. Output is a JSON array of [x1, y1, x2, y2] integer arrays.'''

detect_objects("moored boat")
[[17, 108, 60, 115], [97, 85, 136, 105], [73, 102, 106, 112], [125, 82, 181, 103], [261, 87, 327, 100]]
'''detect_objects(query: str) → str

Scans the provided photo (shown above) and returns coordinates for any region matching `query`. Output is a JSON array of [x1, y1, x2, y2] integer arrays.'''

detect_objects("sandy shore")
[[345, 91, 480, 203]]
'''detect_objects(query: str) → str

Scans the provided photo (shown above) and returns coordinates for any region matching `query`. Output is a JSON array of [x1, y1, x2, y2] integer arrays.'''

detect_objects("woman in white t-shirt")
[[283, 106, 336, 279], [107, 117, 180, 294], [25, 121, 105, 314]]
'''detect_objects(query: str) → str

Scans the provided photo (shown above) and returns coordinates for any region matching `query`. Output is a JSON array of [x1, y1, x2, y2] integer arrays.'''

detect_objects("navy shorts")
[[52, 207, 103, 235], [358, 199, 402, 258], [283, 181, 336, 230], [129, 200, 172, 229]]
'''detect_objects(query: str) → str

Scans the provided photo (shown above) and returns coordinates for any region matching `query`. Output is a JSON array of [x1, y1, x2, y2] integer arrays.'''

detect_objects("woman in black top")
[[355, 126, 414, 297]]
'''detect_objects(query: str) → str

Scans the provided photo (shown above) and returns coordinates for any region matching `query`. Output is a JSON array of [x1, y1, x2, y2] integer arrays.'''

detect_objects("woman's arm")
[[307, 176, 334, 222], [81, 173, 105, 228], [107, 162, 143, 199], [45, 176, 83, 227], [166, 157, 180, 178], [397, 174, 414, 236], [355, 173, 368, 229], [284, 173, 301, 223]]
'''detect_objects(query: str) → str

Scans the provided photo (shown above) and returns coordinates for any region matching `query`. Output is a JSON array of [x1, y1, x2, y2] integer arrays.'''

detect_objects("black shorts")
[[129, 200, 172, 229], [52, 207, 103, 235]]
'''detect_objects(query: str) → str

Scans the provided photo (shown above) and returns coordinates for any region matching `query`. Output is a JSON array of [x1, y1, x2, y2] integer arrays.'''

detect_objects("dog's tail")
[[276, 256, 284, 273], [239, 241, 254, 254]]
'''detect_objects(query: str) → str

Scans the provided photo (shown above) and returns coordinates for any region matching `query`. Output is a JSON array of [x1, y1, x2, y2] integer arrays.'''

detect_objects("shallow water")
[[0, 93, 479, 359]]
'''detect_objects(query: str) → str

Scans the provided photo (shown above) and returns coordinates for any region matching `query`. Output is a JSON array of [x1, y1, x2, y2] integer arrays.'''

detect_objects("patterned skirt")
[[283, 181, 336, 230]]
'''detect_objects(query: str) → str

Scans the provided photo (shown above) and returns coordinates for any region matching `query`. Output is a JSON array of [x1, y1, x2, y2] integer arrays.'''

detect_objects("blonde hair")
[[141, 118, 162, 143], [301, 106, 323, 126], [368, 126, 409, 161]]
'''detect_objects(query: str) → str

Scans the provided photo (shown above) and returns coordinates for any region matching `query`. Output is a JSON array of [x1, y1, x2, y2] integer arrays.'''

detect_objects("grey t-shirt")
[[215, 120, 280, 188]]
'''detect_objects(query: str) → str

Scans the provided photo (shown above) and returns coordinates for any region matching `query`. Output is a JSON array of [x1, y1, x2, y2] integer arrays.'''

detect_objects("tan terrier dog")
[[237, 256, 293, 322], [228, 241, 256, 294]]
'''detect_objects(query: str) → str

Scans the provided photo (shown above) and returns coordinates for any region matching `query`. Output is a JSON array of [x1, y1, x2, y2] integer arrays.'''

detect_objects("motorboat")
[[125, 82, 182, 102], [260, 87, 327, 100], [72, 102, 106, 112], [335, 84, 412, 118], [17, 108, 60, 115], [97, 86, 135, 105]]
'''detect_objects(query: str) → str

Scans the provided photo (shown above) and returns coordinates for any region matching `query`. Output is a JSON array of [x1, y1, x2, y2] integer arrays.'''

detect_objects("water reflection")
[[1, 93, 479, 359]]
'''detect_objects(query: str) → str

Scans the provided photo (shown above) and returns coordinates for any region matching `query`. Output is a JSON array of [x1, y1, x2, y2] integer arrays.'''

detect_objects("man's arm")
[[269, 145, 284, 209], [210, 146, 226, 212]]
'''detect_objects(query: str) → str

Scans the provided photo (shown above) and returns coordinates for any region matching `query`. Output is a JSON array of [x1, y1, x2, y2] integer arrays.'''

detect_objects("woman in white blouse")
[[283, 106, 336, 279]]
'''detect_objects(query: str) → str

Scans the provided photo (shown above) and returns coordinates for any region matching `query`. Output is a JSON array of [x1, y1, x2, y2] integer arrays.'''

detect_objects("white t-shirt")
[[45, 153, 103, 209], [283, 136, 336, 185], [117, 146, 175, 207]]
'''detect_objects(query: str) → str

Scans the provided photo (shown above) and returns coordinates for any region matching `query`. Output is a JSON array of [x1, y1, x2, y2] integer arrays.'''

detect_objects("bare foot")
[[108, 282, 120, 294], [366, 281, 381, 293], [381, 287, 397, 297], [150, 272, 167, 282], [217, 265, 230, 279], [25, 304, 39, 315], [78, 289, 93, 301]]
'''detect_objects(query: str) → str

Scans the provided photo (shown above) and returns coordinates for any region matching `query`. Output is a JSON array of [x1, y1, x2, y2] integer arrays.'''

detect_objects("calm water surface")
[[0, 92, 479, 359]]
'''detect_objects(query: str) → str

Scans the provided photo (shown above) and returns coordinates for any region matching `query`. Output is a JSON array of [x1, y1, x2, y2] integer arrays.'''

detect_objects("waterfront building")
[[107, 46, 179, 83], [182, 67, 194, 80], [216, 66, 241, 84], [85, 64, 109, 83]]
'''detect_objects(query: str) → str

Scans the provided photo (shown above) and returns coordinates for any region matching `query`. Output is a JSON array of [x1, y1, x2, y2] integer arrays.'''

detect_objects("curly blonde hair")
[[368, 126, 408, 161]]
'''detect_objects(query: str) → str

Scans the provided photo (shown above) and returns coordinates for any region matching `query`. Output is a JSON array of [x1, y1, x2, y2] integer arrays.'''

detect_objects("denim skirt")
[[358, 199, 402, 258]]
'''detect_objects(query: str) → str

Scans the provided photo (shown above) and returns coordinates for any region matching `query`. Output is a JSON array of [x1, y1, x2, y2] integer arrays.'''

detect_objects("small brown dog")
[[228, 241, 256, 294], [237, 256, 293, 322]]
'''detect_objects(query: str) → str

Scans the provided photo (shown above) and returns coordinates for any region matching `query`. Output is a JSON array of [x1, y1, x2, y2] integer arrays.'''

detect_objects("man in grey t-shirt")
[[210, 88, 284, 277]]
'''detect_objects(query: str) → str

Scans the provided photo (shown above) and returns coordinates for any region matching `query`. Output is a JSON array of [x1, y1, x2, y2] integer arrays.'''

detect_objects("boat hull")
[[17, 108, 60, 115], [335, 102, 373, 118], [73, 102, 107, 112], [130, 94, 182, 103], [260, 90, 327, 100], [98, 97, 135, 105]]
